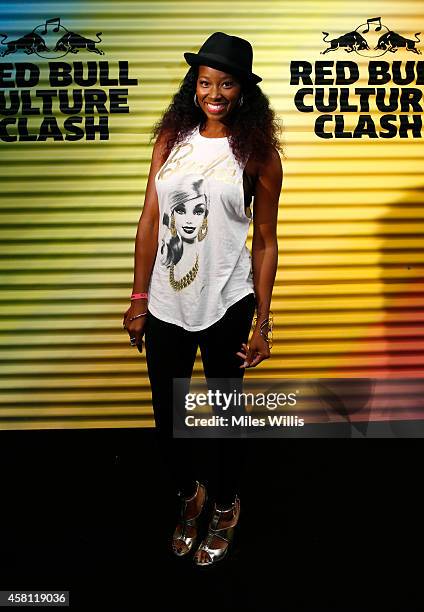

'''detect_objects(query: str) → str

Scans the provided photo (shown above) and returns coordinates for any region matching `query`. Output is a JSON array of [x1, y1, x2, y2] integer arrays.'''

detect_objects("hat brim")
[[184, 51, 262, 84]]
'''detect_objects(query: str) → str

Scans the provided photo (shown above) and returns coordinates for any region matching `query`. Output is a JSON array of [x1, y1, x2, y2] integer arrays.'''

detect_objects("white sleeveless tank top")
[[147, 123, 255, 331]]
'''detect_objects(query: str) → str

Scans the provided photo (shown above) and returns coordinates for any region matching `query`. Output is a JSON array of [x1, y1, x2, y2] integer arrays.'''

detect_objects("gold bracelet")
[[252, 311, 273, 348]]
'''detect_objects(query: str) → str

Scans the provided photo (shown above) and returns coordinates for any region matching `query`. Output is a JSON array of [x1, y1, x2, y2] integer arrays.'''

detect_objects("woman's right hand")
[[122, 300, 148, 353]]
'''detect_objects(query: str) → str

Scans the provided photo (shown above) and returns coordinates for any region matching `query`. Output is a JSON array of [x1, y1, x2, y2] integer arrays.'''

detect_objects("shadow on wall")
[[316, 184, 424, 437]]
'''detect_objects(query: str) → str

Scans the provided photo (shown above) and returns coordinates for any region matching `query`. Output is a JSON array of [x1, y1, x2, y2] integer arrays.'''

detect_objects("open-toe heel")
[[194, 495, 240, 567], [172, 480, 208, 557]]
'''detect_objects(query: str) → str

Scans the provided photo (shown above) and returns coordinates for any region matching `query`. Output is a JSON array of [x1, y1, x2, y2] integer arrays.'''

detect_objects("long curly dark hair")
[[151, 65, 284, 166]]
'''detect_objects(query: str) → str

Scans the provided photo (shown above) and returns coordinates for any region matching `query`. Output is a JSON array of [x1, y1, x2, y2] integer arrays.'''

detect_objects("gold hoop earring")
[[194, 93, 200, 107], [198, 217, 208, 241], [170, 213, 177, 237]]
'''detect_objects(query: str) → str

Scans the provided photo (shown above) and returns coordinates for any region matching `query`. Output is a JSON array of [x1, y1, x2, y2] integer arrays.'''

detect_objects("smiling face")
[[172, 195, 207, 241], [196, 65, 242, 122]]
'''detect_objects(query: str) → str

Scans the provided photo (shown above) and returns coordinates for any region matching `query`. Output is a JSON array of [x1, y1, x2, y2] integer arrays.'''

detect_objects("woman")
[[123, 31, 283, 566]]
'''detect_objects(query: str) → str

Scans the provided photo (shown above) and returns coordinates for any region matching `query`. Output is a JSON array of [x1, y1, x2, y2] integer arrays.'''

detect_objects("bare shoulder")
[[151, 129, 172, 163], [245, 146, 282, 182], [258, 146, 283, 178], [140, 129, 174, 221], [251, 145, 282, 223]]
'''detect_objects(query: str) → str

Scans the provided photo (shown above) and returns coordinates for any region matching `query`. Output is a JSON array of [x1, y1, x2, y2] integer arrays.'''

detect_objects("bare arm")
[[122, 133, 169, 348], [251, 146, 282, 320], [239, 147, 282, 368], [131, 143, 164, 296]]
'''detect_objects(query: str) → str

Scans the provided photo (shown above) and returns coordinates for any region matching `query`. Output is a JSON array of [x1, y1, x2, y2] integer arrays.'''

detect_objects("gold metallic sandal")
[[194, 495, 240, 566], [172, 480, 208, 557]]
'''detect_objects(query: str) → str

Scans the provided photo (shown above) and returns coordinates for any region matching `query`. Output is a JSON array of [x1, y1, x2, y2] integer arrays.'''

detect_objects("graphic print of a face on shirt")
[[160, 174, 209, 291]]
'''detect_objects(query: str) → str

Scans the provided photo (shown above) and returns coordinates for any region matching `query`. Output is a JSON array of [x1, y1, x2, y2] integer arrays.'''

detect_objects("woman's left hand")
[[236, 328, 271, 368]]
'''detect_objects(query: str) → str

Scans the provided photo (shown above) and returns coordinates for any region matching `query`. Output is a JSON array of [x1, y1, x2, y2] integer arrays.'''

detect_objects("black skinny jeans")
[[144, 292, 256, 507]]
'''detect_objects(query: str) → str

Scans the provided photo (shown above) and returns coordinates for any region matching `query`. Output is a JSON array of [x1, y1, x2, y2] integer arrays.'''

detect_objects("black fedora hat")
[[184, 31, 262, 85]]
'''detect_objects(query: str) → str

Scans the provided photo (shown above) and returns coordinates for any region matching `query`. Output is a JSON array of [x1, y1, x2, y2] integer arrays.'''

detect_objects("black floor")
[[0, 430, 421, 611]]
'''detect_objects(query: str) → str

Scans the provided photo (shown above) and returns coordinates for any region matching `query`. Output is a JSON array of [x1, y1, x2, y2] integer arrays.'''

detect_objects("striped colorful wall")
[[1, 0, 423, 429]]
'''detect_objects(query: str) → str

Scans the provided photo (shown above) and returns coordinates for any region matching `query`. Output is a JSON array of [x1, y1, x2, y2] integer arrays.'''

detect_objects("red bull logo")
[[321, 16, 421, 58], [0, 17, 104, 59]]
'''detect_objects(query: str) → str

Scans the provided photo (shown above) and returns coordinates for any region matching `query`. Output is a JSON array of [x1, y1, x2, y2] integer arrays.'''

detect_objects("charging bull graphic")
[[0, 32, 48, 56], [375, 31, 421, 54], [321, 16, 421, 58], [0, 17, 104, 59], [54, 31, 104, 55], [321, 31, 369, 54]]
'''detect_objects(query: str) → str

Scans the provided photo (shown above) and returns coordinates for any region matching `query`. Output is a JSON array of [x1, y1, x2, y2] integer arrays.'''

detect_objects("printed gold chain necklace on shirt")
[[169, 254, 199, 291]]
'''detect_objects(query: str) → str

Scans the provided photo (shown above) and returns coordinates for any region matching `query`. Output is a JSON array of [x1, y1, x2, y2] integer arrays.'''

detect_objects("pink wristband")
[[131, 292, 148, 300]]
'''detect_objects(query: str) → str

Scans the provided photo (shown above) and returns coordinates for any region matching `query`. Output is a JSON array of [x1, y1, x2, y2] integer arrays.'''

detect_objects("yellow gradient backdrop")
[[0, 1, 423, 428]]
